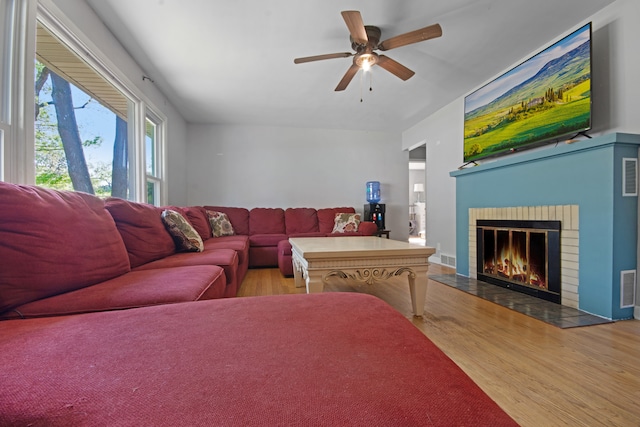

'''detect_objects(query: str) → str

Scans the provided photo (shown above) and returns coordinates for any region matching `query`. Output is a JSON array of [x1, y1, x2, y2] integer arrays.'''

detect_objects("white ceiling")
[[86, 0, 615, 132]]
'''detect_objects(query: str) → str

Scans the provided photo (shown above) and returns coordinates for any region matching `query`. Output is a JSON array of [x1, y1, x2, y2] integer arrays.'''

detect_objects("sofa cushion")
[[249, 246, 279, 267], [134, 248, 235, 270], [203, 235, 250, 266], [317, 207, 356, 233], [277, 239, 293, 256], [249, 233, 288, 247], [277, 240, 294, 277], [161, 209, 204, 252], [332, 213, 361, 233], [0, 183, 131, 314], [134, 249, 239, 298], [0, 293, 520, 426], [250, 208, 286, 235], [202, 235, 250, 287], [357, 221, 379, 236], [182, 206, 212, 239], [207, 210, 235, 237], [105, 198, 176, 268], [1, 266, 226, 319], [285, 208, 319, 234], [204, 206, 250, 236]]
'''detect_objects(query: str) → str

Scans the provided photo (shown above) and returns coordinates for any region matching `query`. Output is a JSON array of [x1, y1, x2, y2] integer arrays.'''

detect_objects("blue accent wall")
[[450, 133, 640, 320]]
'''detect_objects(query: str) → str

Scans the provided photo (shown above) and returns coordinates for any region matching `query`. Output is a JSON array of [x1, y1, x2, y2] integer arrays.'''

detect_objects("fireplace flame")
[[510, 246, 528, 283], [483, 231, 547, 290]]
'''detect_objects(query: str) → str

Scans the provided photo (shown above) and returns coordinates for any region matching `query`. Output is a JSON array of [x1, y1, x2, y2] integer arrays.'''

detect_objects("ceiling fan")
[[294, 10, 442, 91]]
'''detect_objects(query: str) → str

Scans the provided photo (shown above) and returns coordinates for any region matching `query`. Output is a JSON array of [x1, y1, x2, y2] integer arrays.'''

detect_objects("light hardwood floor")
[[237, 264, 640, 427]]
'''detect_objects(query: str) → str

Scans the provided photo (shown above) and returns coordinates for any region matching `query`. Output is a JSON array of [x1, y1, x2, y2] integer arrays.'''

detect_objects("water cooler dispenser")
[[364, 181, 385, 230], [364, 203, 385, 230]]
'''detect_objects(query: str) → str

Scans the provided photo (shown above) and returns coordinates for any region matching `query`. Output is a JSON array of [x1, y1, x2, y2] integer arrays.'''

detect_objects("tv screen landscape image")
[[463, 23, 592, 163]]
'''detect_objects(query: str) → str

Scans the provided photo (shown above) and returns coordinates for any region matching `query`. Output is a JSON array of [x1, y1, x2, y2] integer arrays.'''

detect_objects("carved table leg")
[[293, 256, 304, 288], [407, 268, 429, 317], [305, 270, 325, 294]]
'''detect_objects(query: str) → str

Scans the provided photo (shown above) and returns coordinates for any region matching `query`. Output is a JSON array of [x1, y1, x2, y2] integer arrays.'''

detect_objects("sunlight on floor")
[[408, 236, 426, 246]]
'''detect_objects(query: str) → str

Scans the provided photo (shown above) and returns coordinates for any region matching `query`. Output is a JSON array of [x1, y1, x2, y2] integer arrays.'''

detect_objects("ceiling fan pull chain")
[[360, 70, 364, 102], [370, 72, 373, 92]]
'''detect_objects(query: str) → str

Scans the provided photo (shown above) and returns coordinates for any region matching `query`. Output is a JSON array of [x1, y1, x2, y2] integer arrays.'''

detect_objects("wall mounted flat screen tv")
[[463, 22, 592, 163]]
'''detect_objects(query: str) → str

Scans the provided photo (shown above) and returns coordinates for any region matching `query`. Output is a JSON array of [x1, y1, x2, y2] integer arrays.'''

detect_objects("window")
[[35, 21, 133, 198], [145, 115, 163, 205], [32, 11, 169, 202], [1, 3, 166, 202]]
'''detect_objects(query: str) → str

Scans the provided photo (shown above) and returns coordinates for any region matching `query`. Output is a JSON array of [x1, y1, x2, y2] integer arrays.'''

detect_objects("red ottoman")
[[277, 239, 293, 277]]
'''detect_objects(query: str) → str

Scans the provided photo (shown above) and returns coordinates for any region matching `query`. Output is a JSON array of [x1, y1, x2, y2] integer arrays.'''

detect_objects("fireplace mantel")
[[450, 132, 640, 320]]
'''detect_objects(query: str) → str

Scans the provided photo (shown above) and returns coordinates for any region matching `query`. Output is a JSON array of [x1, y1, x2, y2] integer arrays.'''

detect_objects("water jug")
[[366, 181, 381, 203]]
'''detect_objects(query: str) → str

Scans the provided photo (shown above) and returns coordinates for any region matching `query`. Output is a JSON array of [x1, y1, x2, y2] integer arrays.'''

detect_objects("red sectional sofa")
[[0, 182, 518, 425], [0, 183, 230, 319], [206, 205, 378, 275], [0, 182, 376, 319]]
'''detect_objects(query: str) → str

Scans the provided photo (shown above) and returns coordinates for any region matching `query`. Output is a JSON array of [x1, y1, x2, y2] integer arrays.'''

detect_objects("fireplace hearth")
[[477, 220, 561, 303]]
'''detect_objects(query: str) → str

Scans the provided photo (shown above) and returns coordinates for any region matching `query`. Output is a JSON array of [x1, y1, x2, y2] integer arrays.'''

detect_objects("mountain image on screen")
[[463, 23, 591, 162]]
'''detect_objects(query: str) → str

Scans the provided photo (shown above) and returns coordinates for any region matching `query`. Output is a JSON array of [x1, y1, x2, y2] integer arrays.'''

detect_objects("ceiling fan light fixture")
[[355, 52, 378, 71]]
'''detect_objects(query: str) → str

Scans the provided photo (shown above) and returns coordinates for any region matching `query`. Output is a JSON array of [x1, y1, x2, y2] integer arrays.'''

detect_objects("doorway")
[[409, 145, 426, 246]]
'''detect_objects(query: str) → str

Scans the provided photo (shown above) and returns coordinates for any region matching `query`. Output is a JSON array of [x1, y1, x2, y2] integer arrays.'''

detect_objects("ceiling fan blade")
[[294, 52, 353, 64], [335, 64, 360, 91], [378, 23, 442, 51], [341, 10, 368, 45], [376, 55, 415, 81]]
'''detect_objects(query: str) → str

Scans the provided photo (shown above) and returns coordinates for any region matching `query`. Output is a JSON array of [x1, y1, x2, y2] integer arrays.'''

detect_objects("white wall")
[[187, 124, 408, 240], [402, 0, 640, 264], [54, 0, 639, 241], [403, 101, 462, 261], [590, 0, 640, 135], [48, 0, 190, 205]]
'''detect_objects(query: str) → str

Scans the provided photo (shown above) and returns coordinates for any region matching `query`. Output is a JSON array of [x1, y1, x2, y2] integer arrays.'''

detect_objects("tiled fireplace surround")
[[468, 205, 579, 309], [451, 133, 640, 320]]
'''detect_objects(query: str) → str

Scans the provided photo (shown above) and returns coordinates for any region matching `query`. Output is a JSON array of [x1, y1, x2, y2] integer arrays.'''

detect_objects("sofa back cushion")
[[204, 206, 250, 236], [183, 206, 212, 239], [0, 183, 131, 313], [317, 207, 356, 233], [285, 208, 319, 234], [250, 208, 285, 235], [105, 198, 176, 268]]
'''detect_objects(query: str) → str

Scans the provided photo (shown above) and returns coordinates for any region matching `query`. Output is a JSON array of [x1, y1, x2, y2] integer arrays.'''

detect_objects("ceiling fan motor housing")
[[352, 25, 381, 68], [351, 25, 382, 51]]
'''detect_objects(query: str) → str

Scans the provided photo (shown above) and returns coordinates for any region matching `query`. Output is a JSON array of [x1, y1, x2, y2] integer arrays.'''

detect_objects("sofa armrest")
[[358, 221, 379, 236]]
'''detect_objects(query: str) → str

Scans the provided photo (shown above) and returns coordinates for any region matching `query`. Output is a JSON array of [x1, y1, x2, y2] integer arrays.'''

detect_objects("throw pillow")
[[161, 209, 204, 252], [332, 213, 361, 233], [207, 210, 235, 237]]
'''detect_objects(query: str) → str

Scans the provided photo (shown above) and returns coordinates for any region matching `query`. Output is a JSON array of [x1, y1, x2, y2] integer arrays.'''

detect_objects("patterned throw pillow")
[[161, 209, 204, 252], [332, 213, 361, 233], [207, 210, 235, 237]]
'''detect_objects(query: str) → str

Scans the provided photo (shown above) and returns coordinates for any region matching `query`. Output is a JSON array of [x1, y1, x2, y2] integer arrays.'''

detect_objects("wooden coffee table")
[[290, 236, 436, 316]]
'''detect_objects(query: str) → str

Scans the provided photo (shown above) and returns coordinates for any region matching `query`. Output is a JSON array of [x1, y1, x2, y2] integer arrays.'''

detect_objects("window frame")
[[1, 0, 36, 184], [144, 110, 167, 206]]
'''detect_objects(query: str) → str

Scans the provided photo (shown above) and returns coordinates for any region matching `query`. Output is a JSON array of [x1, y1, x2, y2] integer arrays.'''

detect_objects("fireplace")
[[476, 220, 561, 303]]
